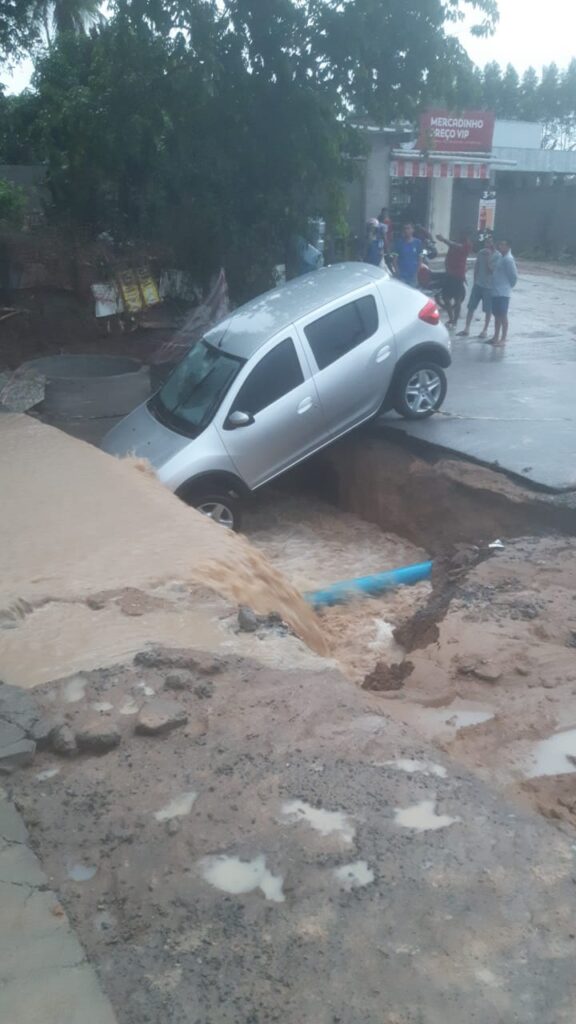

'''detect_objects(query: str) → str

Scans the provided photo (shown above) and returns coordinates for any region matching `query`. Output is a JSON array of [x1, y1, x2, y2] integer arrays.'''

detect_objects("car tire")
[[393, 362, 447, 419], [184, 489, 243, 531]]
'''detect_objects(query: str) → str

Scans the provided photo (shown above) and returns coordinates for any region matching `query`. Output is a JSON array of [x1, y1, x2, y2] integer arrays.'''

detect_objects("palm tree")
[[41, 0, 101, 47]]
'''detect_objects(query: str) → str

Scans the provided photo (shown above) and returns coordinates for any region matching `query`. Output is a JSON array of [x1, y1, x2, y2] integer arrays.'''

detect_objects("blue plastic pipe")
[[305, 560, 433, 608]]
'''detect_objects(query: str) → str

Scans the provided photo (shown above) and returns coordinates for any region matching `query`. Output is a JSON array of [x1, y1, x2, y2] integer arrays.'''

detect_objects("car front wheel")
[[393, 362, 447, 419], [183, 489, 242, 531]]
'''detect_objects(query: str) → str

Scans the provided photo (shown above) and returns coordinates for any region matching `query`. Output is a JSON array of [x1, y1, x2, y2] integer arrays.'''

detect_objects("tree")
[[519, 67, 539, 121], [113, 0, 500, 121], [480, 61, 502, 111], [0, 0, 40, 65], [42, 0, 102, 47], [498, 64, 520, 118], [15, 0, 503, 299], [0, 177, 27, 226], [29, 18, 359, 296]]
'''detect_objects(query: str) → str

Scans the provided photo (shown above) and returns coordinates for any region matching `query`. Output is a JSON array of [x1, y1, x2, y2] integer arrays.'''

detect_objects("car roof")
[[204, 262, 387, 359]]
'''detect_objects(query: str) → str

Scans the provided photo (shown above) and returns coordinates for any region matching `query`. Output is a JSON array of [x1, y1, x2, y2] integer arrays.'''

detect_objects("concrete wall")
[[494, 177, 576, 255], [450, 180, 484, 237], [451, 175, 576, 254], [364, 136, 391, 224]]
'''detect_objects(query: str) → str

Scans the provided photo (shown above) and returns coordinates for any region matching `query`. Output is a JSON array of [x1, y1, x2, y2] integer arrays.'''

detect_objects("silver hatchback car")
[[102, 262, 450, 529]]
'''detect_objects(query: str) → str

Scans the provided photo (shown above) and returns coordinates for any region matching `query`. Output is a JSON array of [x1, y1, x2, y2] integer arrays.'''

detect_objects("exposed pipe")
[[305, 561, 433, 608]]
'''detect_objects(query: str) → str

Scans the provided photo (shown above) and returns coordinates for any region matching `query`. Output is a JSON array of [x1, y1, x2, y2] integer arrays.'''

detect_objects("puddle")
[[333, 860, 375, 890], [66, 861, 98, 881], [386, 699, 494, 741], [136, 683, 155, 697], [35, 767, 60, 781], [62, 676, 87, 703], [119, 698, 139, 716], [153, 791, 197, 821], [199, 854, 285, 902], [526, 727, 576, 777], [91, 701, 114, 713], [281, 800, 355, 843], [394, 799, 460, 832], [377, 758, 447, 779]]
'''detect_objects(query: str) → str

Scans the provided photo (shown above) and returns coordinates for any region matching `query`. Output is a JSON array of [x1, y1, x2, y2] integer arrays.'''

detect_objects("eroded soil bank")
[[3, 414, 576, 1023]]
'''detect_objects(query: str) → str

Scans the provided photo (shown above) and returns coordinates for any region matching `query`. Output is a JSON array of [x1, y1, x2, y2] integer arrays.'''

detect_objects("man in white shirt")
[[489, 240, 518, 347]]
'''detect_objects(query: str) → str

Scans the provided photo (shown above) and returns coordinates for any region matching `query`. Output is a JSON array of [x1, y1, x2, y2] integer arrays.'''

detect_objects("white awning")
[[390, 159, 490, 179]]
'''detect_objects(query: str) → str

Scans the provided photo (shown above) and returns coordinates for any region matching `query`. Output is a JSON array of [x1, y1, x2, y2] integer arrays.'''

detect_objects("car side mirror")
[[225, 410, 255, 430]]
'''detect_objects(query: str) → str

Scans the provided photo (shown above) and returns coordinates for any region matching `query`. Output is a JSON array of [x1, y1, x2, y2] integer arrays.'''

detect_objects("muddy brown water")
[[3, 413, 575, 690], [0, 416, 329, 687]]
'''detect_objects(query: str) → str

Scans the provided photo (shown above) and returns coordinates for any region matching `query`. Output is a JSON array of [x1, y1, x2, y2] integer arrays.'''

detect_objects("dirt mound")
[[0, 415, 327, 687]]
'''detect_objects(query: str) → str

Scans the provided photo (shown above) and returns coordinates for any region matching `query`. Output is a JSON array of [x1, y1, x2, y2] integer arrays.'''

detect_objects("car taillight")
[[419, 300, 440, 325]]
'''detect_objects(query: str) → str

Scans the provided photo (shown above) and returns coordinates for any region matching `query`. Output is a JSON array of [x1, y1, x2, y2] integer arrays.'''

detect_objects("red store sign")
[[419, 110, 495, 153]]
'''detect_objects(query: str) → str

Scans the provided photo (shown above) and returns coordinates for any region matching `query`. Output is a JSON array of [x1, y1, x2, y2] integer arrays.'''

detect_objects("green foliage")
[[0, 0, 40, 65], [2, 0, 503, 296], [471, 60, 576, 149], [48, 0, 101, 35], [0, 177, 27, 226]]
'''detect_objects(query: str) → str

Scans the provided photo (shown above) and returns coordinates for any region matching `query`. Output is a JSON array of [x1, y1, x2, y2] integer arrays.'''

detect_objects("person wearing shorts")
[[489, 240, 518, 347], [436, 231, 473, 327], [458, 237, 494, 338]]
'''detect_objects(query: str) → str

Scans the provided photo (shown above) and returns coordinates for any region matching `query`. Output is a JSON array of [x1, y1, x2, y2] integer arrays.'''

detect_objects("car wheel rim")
[[197, 501, 235, 529], [405, 369, 442, 414]]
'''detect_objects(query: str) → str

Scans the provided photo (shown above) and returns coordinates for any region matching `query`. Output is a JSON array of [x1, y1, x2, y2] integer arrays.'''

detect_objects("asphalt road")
[[381, 268, 576, 492]]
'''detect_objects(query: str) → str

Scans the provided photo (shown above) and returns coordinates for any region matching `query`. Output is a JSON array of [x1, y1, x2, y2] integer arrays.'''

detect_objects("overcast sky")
[[452, 0, 576, 73], [2, 0, 576, 95]]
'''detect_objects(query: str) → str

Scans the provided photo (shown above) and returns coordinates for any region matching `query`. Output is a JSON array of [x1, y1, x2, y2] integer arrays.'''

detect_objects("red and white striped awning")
[[391, 160, 489, 179]]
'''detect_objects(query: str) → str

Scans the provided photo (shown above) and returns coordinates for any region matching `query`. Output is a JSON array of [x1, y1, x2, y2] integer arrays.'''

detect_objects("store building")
[[349, 113, 576, 255]]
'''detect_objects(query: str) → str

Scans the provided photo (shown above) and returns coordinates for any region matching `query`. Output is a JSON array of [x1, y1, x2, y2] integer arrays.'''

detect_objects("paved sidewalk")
[[0, 793, 118, 1024], [381, 269, 576, 491]]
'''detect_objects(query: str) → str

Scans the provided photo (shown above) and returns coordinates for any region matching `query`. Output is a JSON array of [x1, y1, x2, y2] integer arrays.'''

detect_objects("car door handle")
[[376, 345, 392, 363], [297, 397, 314, 414]]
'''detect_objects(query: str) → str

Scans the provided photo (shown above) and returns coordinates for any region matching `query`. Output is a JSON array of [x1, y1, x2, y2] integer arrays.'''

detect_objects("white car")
[[102, 262, 451, 529]]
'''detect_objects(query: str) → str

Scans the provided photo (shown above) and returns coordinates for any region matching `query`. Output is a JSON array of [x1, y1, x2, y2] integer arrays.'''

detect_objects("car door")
[[295, 288, 396, 441], [215, 334, 325, 490]]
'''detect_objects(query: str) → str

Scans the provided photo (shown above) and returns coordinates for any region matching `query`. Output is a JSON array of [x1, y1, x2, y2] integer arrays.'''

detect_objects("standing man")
[[457, 235, 494, 339], [378, 207, 393, 253], [436, 230, 473, 327], [364, 219, 384, 266], [393, 223, 423, 287], [489, 240, 518, 347]]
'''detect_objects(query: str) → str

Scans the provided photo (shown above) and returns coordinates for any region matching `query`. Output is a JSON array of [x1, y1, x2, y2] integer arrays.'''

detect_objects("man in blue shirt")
[[393, 223, 423, 287]]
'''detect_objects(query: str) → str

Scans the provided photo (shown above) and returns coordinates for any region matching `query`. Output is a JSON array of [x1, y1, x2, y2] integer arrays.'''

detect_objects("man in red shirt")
[[436, 231, 473, 327]]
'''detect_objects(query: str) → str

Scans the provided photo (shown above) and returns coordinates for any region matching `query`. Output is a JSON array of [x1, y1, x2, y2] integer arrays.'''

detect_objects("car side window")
[[304, 295, 379, 371], [230, 338, 304, 417]]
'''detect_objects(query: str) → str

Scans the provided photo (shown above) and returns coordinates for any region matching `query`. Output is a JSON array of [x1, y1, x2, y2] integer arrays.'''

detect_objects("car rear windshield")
[[150, 340, 244, 437]]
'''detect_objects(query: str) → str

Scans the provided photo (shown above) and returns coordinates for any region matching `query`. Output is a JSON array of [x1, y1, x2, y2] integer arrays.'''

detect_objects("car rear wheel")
[[393, 362, 447, 419], [183, 489, 242, 531]]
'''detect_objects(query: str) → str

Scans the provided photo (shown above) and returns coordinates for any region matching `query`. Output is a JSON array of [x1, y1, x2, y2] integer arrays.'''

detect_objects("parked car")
[[101, 262, 451, 530]]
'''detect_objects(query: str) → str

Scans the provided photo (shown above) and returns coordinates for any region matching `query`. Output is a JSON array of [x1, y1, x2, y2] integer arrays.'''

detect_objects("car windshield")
[[151, 340, 244, 437]]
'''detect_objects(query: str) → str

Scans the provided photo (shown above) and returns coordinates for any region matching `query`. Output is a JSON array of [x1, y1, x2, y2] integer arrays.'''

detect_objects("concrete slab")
[[381, 269, 576, 491], [0, 795, 118, 1024]]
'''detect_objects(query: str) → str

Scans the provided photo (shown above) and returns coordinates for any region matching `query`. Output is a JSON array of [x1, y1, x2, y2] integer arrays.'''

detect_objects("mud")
[[0, 416, 329, 687], [322, 436, 576, 552], [244, 493, 430, 682], [8, 647, 576, 1024], [377, 535, 576, 829]]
